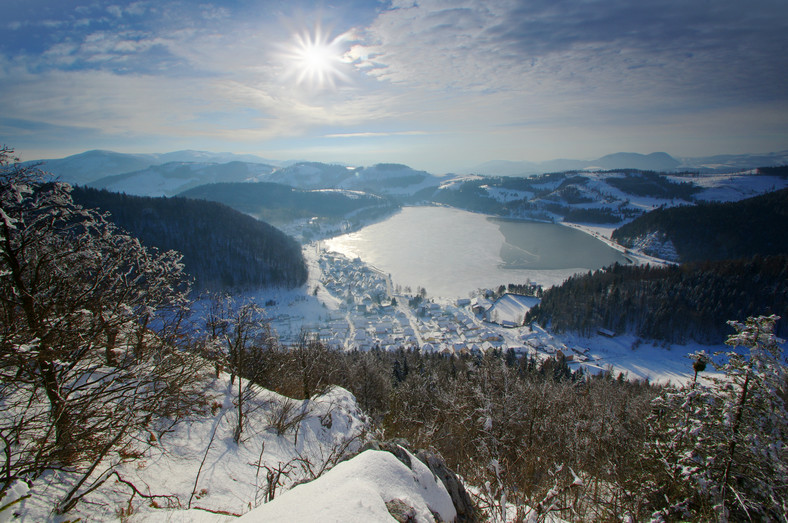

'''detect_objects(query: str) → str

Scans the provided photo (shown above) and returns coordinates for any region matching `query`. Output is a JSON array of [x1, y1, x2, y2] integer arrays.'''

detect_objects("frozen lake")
[[324, 206, 630, 298]]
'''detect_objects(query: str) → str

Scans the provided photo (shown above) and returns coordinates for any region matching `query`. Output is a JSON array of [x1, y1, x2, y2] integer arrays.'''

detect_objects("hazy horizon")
[[2, 0, 787, 173]]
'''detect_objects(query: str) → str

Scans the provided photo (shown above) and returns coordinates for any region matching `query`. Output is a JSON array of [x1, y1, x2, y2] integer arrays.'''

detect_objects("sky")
[[1, 0, 787, 173]]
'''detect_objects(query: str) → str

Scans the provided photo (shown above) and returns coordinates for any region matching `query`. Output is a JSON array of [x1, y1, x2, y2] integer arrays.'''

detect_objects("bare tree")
[[199, 294, 276, 443], [0, 148, 210, 513]]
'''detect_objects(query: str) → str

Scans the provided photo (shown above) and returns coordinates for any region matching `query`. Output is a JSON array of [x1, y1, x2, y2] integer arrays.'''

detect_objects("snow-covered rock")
[[238, 448, 457, 522]]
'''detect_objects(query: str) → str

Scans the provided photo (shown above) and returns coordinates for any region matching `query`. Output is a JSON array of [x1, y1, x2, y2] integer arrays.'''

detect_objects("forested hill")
[[71, 186, 307, 290], [179, 181, 396, 225], [612, 187, 788, 262], [525, 255, 788, 344]]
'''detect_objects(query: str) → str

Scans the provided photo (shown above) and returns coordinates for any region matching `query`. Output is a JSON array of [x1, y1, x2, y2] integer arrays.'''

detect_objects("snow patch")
[[626, 231, 679, 262]]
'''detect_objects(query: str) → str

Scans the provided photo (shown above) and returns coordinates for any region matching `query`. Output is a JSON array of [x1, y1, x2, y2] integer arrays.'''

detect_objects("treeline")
[[179, 181, 397, 225], [612, 187, 788, 262], [605, 170, 700, 200], [71, 186, 307, 290], [757, 165, 788, 178], [525, 255, 788, 343]]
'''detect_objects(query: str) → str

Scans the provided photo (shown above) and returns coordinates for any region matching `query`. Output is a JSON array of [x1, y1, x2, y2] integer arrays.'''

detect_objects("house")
[[471, 297, 492, 315], [597, 327, 615, 338]]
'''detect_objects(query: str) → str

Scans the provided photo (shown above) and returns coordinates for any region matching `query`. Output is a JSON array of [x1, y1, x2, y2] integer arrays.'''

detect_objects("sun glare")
[[282, 24, 351, 89]]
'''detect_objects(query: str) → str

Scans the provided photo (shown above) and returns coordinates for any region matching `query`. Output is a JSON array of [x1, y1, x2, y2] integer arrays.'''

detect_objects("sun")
[[282, 24, 351, 89]]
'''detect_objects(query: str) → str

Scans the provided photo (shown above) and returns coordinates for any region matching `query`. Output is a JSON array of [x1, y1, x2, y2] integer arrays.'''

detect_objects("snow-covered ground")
[[238, 448, 456, 522], [485, 294, 540, 325], [9, 378, 370, 522]]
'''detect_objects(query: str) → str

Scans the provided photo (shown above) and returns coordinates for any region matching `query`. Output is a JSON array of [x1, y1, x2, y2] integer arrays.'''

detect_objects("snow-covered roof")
[[485, 293, 540, 325]]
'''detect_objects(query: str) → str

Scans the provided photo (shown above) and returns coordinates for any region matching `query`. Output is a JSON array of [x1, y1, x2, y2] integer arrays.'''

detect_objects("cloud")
[[325, 131, 429, 138], [1, 0, 786, 169], [353, 0, 788, 107]]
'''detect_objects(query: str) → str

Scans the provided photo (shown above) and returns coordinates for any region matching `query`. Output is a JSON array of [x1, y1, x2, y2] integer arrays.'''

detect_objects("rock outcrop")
[[359, 439, 478, 523]]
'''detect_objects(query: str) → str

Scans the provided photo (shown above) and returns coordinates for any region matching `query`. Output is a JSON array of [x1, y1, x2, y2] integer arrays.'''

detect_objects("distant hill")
[[154, 150, 278, 165], [35, 152, 441, 199], [466, 151, 788, 176], [29, 149, 279, 186], [178, 181, 399, 241], [28, 150, 158, 185], [460, 160, 542, 177], [465, 152, 681, 176], [264, 162, 355, 189], [88, 161, 277, 197], [427, 170, 711, 224], [71, 186, 307, 290], [263, 161, 442, 196], [679, 151, 788, 173], [612, 187, 788, 262], [592, 152, 680, 171]]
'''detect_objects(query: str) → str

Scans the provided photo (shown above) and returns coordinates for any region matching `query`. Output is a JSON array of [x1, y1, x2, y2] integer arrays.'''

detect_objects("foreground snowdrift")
[[239, 449, 457, 522], [7, 375, 369, 521]]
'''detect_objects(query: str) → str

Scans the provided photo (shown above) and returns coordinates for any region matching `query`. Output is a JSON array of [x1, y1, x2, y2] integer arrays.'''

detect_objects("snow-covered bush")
[[645, 315, 788, 521]]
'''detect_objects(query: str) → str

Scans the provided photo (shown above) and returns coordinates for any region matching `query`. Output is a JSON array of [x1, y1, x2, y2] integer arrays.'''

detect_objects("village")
[[262, 247, 593, 365]]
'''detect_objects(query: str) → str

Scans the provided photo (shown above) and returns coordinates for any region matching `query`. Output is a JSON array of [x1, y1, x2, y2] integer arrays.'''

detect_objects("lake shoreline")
[[325, 206, 636, 298]]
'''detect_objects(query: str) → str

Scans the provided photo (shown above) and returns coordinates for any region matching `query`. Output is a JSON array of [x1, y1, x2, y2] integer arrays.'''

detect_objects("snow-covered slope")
[[690, 172, 788, 202], [8, 371, 474, 522], [10, 377, 369, 522]]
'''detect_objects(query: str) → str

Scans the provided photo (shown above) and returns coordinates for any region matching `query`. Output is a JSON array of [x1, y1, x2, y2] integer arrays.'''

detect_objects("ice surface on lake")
[[325, 206, 628, 298]]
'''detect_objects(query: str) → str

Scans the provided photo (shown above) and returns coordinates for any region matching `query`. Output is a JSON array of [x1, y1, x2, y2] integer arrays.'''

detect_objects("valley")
[[42, 150, 788, 383], [4, 147, 788, 522]]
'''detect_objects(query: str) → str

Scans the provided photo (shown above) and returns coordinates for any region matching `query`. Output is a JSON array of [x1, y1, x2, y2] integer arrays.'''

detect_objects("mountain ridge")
[[26, 149, 280, 186], [28, 149, 788, 189]]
